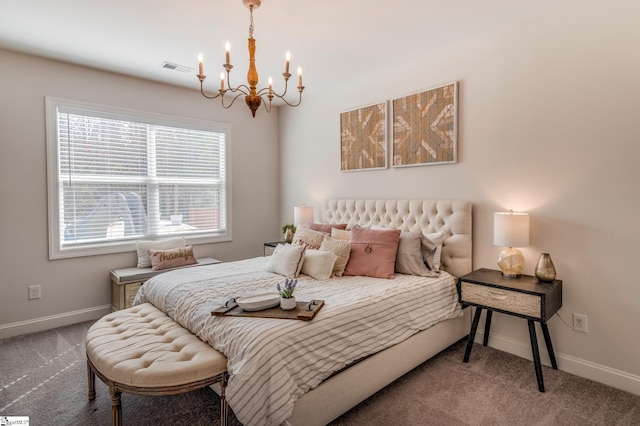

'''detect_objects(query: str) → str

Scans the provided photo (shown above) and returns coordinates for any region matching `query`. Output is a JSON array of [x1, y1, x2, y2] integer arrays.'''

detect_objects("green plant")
[[277, 278, 297, 299], [281, 224, 296, 234]]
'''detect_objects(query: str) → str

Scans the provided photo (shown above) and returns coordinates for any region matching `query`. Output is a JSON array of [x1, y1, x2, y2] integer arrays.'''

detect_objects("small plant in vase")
[[277, 278, 297, 310], [281, 224, 296, 243]]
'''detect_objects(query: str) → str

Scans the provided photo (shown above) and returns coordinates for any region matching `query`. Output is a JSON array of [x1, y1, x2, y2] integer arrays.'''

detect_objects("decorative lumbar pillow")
[[310, 223, 348, 234], [291, 226, 327, 250], [422, 232, 445, 272], [395, 231, 437, 277], [319, 236, 351, 277], [330, 228, 351, 241], [301, 249, 338, 280], [343, 227, 401, 279], [265, 244, 306, 278], [136, 237, 186, 268], [148, 245, 197, 271]]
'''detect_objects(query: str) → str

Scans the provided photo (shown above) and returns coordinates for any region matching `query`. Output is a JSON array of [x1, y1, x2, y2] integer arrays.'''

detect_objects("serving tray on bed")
[[211, 299, 324, 321]]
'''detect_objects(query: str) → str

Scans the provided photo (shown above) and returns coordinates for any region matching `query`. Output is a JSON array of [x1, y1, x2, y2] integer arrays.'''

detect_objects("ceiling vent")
[[160, 62, 193, 73]]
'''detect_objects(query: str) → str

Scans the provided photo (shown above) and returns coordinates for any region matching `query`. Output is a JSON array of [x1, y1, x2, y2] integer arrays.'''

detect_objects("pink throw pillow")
[[343, 227, 401, 279], [149, 246, 197, 271], [309, 223, 348, 233]]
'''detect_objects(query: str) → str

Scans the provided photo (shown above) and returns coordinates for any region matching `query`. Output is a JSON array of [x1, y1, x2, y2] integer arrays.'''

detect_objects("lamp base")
[[497, 247, 525, 278]]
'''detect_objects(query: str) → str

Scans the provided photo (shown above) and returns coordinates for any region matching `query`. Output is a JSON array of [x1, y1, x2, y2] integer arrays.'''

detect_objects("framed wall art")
[[392, 82, 458, 167], [340, 101, 387, 172]]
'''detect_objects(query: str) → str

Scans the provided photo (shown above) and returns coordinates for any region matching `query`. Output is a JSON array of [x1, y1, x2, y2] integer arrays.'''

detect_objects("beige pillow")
[[395, 231, 437, 277], [265, 244, 306, 278], [422, 232, 445, 271], [148, 246, 197, 271], [319, 236, 351, 277], [301, 250, 338, 280], [136, 237, 186, 268], [292, 226, 327, 250], [330, 228, 351, 241]]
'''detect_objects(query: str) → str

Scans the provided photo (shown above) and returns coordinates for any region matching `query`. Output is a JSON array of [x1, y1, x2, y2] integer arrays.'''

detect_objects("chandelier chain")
[[248, 6, 254, 38]]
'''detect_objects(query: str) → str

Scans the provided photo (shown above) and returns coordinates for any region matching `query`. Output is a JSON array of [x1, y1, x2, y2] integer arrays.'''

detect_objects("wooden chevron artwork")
[[392, 82, 457, 167], [340, 101, 387, 171]]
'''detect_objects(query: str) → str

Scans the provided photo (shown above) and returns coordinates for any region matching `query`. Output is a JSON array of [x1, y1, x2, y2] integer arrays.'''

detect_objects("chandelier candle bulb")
[[285, 51, 291, 74], [225, 41, 231, 65], [220, 72, 225, 91], [268, 76, 273, 94], [298, 67, 302, 87], [198, 54, 204, 75]]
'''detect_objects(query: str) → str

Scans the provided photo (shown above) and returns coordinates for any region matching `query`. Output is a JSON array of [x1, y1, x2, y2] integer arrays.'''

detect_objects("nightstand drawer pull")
[[489, 291, 508, 300]]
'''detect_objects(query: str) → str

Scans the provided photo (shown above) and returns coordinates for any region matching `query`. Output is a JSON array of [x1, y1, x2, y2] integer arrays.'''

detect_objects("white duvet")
[[133, 257, 462, 426]]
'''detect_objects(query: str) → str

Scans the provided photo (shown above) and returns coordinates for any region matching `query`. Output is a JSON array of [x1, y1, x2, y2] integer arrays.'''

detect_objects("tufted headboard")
[[321, 199, 472, 278]]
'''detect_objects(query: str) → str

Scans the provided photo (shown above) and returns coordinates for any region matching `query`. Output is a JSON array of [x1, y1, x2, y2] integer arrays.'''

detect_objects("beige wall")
[[279, 3, 640, 394], [0, 49, 281, 336]]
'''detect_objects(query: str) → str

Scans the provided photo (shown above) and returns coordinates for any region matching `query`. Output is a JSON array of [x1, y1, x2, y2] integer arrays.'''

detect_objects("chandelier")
[[197, 0, 305, 117]]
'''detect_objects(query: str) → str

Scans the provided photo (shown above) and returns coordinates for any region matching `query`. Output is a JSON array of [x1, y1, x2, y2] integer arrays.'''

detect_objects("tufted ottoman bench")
[[86, 303, 228, 426]]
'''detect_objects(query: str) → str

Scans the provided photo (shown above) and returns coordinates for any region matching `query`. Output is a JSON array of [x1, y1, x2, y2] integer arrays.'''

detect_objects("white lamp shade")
[[294, 205, 314, 227], [494, 212, 529, 247]]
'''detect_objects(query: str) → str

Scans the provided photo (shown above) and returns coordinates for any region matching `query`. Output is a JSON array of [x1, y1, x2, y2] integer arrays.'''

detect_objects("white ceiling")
[[0, 0, 573, 100]]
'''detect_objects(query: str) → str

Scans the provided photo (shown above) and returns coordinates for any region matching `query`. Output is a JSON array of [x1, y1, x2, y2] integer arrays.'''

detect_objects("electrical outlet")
[[573, 313, 588, 333], [28, 285, 41, 300]]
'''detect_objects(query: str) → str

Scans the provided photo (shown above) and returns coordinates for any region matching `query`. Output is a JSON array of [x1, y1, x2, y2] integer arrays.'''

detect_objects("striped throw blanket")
[[134, 257, 462, 425]]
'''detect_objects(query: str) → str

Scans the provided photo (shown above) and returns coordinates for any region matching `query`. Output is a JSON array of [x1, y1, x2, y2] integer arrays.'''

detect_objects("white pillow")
[[265, 244, 306, 278], [136, 237, 186, 268], [301, 249, 338, 280], [422, 232, 445, 271]]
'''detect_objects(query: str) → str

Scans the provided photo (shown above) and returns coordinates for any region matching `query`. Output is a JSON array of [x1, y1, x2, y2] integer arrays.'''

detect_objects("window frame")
[[45, 96, 232, 260]]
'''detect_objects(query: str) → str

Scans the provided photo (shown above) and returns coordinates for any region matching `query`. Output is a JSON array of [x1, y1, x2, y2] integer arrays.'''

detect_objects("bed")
[[133, 199, 473, 425]]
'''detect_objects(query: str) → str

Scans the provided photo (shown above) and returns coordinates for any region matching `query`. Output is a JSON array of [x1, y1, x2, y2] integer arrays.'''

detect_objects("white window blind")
[[46, 97, 231, 259]]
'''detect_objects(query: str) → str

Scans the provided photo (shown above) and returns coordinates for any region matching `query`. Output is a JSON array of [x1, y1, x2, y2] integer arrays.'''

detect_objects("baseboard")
[[475, 330, 640, 397], [0, 305, 111, 340]]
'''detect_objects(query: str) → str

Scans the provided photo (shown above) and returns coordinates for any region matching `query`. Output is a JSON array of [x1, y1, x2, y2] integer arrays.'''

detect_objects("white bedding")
[[133, 256, 462, 426]]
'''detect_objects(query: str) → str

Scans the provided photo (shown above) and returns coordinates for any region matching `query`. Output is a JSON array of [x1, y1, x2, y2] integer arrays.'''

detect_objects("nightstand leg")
[[483, 310, 492, 346], [528, 320, 545, 392], [464, 307, 483, 363], [541, 323, 558, 370]]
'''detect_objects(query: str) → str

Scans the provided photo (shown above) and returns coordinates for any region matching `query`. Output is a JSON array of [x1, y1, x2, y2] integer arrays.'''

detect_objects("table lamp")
[[494, 211, 529, 277], [294, 205, 313, 227]]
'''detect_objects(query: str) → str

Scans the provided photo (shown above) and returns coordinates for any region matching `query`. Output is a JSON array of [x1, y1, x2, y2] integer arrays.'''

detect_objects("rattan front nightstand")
[[457, 268, 562, 392], [263, 241, 286, 256]]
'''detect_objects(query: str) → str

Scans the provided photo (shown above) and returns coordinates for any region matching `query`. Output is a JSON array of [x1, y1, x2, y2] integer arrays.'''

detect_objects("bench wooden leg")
[[110, 385, 122, 426], [87, 359, 96, 401], [220, 373, 229, 426]]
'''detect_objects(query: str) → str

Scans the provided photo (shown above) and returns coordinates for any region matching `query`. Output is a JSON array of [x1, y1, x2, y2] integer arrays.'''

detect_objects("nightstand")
[[457, 268, 562, 392], [263, 241, 286, 256]]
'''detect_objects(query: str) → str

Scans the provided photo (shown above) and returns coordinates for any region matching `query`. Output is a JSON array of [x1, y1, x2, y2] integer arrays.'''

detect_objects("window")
[[45, 97, 231, 259]]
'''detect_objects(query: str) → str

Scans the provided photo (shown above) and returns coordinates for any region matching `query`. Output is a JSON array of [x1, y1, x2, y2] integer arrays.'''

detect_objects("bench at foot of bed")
[[85, 303, 228, 426]]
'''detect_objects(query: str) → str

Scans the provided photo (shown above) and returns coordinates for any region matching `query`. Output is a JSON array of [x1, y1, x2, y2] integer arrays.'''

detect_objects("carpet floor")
[[1, 320, 638, 425]]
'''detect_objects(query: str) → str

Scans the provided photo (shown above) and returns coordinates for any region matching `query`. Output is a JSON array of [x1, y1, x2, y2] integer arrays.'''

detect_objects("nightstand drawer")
[[125, 282, 143, 308], [460, 282, 541, 318]]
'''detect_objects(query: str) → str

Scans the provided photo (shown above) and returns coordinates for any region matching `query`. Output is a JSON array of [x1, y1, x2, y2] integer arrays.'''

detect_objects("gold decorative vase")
[[535, 253, 556, 282], [284, 228, 293, 243]]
